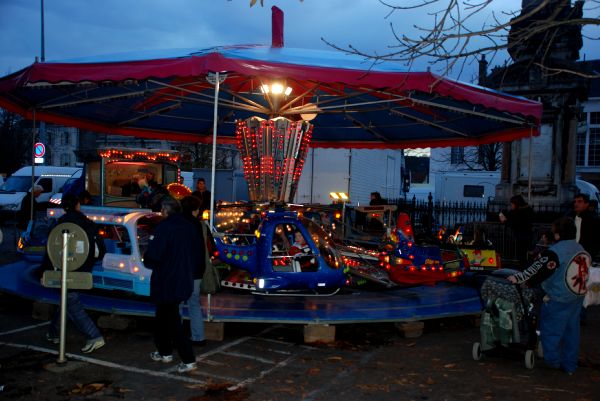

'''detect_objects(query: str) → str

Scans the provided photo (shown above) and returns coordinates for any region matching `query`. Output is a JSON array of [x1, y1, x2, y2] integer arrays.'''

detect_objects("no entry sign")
[[34, 142, 45, 158]]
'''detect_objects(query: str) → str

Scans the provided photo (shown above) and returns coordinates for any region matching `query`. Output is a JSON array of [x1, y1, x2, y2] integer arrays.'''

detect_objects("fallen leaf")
[[444, 363, 456, 368], [307, 367, 320, 375], [184, 383, 205, 389], [273, 387, 297, 394]]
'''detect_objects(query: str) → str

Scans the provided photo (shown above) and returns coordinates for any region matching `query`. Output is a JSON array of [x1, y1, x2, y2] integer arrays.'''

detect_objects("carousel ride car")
[[17, 178, 193, 297], [214, 207, 348, 295], [214, 202, 396, 292], [378, 213, 467, 286], [18, 206, 162, 297], [442, 225, 502, 272]]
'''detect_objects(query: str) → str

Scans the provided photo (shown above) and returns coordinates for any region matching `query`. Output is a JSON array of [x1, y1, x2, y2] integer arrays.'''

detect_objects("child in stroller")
[[472, 269, 541, 369]]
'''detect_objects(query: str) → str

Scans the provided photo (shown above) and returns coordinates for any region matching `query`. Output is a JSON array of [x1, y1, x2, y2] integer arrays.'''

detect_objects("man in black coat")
[[572, 193, 600, 259], [144, 196, 200, 373]]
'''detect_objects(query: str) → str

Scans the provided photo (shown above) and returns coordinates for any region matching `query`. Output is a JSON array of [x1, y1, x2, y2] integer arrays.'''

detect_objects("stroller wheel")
[[472, 342, 483, 361], [525, 350, 535, 369]]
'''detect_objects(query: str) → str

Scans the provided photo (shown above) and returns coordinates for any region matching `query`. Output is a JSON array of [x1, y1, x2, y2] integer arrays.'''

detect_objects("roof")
[[0, 45, 542, 149]]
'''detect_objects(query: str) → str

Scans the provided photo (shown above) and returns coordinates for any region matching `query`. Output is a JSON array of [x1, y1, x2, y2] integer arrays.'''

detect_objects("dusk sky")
[[1, 0, 598, 83]]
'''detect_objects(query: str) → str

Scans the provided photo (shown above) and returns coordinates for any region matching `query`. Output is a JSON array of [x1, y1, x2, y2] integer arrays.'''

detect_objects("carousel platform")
[[0, 261, 483, 325]]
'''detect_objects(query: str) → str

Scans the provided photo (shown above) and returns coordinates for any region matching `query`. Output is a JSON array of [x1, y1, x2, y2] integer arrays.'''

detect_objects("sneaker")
[[45, 333, 59, 344], [81, 337, 105, 353], [150, 351, 174, 363], [176, 361, 197, 373]]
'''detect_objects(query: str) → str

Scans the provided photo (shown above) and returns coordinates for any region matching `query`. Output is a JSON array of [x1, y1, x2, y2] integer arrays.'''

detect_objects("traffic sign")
[[34, 142, 46, 158]]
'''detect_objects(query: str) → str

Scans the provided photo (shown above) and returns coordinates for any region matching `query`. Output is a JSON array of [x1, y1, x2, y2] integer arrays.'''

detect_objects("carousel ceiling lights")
[[260, 82, 292, 96]]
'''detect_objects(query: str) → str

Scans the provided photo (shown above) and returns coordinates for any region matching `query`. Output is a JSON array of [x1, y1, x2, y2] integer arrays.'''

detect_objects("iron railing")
[[383, 196, 566, 266]]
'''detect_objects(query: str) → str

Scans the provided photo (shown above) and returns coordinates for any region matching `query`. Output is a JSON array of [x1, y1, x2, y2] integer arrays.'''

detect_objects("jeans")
[[49, 292, 102, 340], [186, 279, 205, 342], [540, 297, 584, 373], [155, 302, 195, 364]]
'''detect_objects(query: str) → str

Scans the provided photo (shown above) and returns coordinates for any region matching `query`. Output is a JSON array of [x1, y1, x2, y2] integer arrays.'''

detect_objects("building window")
[[589, 127, 600, 166], [450, 147, 464, 164], [578, 112, 600, 167], [63, 132, 70, 145], [577, 127, 587, 166], [463, 185, 485, 198]]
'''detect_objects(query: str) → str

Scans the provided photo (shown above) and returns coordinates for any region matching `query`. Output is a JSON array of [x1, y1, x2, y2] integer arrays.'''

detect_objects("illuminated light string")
[[235, 117, 312, 203], [98, 148, 180, 163]]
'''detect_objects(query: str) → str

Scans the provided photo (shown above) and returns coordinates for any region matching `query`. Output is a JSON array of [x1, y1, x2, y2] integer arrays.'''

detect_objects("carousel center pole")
[[208, 72, 225, 230]]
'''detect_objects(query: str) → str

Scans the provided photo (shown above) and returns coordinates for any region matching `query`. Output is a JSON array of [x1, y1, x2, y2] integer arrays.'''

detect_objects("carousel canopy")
[[0, 44, 542, 149]]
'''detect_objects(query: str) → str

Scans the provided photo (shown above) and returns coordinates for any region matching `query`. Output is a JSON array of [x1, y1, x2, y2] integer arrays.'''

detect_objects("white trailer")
[[434, 171, 500, 203], [294, 149, 403, 205]]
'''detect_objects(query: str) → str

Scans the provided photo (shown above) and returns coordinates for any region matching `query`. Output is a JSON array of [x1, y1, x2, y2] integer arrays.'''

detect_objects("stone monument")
[[484, 0, 589, 206]]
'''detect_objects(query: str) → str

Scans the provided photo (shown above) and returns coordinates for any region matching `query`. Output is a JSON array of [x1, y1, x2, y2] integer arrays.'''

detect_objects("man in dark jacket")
[[572, 193, 600, 260], [144, 196, 200, 373], [44, 193, 106, 353]]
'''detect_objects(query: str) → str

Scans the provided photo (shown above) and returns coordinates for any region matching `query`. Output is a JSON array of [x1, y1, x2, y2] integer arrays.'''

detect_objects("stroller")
[[472, 269, 542, 369]]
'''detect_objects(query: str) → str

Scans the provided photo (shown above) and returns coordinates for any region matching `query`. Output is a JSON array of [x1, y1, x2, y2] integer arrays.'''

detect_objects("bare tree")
[[432, 143, 502, 171], [178, 143, 238, 170], [322, 0, 599, 80], [0, 109, 33, 174]]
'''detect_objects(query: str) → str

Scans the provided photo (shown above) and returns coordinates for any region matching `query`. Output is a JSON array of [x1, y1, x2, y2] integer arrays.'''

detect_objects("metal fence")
[[386, 197, 564, 266]]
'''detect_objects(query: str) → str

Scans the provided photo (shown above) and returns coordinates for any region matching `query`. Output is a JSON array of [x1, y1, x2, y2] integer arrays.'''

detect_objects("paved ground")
[[1, 222, 599, 401]]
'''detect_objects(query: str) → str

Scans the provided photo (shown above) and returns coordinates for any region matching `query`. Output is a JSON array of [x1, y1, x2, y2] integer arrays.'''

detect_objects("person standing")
[[570, 193, 600, 260], [144, 196, 199, 373], [499, 195, 535, 269], [568, 193, 600, 324], [44, 193, 106, 353], [180, 195, 207, 346], [507, 217, 590, 374], [191, 178, 212, 214]]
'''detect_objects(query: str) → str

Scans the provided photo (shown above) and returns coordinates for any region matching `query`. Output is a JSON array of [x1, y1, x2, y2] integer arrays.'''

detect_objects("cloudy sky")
[[1, 0, 598, 82]]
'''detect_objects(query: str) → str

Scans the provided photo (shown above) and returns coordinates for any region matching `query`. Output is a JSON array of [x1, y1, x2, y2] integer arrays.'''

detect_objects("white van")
[[48, 169, 84, 205], [0, 166, 80, 217]]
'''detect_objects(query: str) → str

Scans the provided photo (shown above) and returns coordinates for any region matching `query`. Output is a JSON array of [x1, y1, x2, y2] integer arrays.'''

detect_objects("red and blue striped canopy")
[[0, 45, 541, 148]]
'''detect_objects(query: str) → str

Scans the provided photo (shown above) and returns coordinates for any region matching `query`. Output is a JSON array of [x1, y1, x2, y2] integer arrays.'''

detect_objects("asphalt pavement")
[[1, 221, 599, 401]]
